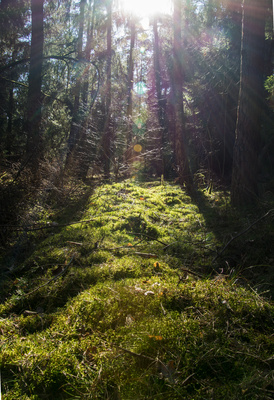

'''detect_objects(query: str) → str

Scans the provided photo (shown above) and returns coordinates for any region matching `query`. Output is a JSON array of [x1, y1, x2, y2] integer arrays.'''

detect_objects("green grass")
[[0, 179, 273, 399]]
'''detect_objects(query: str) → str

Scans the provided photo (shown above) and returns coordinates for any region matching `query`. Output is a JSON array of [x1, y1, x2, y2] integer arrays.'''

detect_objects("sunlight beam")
[[120, 0, 172, 18]]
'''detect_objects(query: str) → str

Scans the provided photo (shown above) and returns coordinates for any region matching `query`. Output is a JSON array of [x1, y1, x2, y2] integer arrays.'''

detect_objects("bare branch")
[[25, 255, 75, 297]]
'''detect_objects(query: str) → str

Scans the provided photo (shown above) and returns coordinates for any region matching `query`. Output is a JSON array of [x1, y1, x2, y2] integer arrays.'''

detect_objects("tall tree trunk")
[[6, 48, 17, 156], [82, 0, 95, 106], [65, 0, 86, 172], [26, 0, 44, 172], [153, 16, 169, 176], [126, 16, 136, 149], [77, 0, 96, 179], [101, 0, 112, 178], [170, 0, 192, 187], [231, 0, 267, 206]]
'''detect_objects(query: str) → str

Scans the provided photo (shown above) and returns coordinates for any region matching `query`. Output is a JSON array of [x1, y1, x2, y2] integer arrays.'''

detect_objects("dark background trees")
[[0, 0, 273, 211]]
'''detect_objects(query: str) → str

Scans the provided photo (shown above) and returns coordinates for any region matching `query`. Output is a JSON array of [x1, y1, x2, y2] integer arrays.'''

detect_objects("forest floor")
[[0, 177, 274, 399]]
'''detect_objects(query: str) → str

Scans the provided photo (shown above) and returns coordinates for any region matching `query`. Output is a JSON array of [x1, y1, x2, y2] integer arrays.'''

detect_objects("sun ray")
[[120, 0, 172, 18]]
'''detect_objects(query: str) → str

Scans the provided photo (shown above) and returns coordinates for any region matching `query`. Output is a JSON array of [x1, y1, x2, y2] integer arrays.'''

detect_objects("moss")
[[0, 180, 273, 399]]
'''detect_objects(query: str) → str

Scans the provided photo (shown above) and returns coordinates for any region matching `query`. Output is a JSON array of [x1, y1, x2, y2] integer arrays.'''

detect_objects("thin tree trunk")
[[6, 78, 14, 155], [82, 0, 95, 106], [231, 0, 267, 206], [101, 0, 112, 178], [5, 43, 18, 156], [126, 16, 136, 149]]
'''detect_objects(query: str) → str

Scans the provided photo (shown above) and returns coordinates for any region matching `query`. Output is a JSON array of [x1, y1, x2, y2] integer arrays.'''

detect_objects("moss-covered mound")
[[0, 180, 273, 399]]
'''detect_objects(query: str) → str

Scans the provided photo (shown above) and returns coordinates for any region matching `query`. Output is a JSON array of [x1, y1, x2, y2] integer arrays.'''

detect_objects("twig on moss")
[[115, 345, 155, 362], [25, 255, 75, 296], [214, 209, 274, 262], [115, 345, 181, 384], [102, 239, 144, 251], [130, 232, 168, 246], [134, 252, 157, 258], [177, 268, 205, 280], [0, 219, 95, 232]]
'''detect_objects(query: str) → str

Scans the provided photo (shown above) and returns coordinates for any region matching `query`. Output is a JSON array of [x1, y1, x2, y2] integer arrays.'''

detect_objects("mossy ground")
[[0, 179, 273, 399]]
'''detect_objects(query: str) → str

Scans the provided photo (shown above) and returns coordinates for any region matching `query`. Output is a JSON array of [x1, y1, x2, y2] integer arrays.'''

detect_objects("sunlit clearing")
[[120, 0, 172, 18], [134, 81, 147, 96]]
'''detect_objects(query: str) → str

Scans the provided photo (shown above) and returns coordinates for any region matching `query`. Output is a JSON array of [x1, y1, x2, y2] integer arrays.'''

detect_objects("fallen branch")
[[214, 209, 274, 262], [0, 219, 95, 232]]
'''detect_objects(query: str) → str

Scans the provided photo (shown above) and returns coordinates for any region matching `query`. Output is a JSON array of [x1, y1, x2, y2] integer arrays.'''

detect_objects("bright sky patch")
[[120, 0, 172, 18]]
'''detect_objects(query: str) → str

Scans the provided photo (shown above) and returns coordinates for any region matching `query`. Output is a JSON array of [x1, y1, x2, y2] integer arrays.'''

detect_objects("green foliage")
[[265, 75, 274, 95], [0, 180, 273, 399]]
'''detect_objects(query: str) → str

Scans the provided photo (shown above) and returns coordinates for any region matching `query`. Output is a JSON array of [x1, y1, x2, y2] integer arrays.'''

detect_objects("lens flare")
[[134, 144, 142, 152]]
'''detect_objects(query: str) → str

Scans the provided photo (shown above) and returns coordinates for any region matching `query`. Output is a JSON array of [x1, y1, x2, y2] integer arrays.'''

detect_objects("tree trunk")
[[153, 16, 169, 176], [170, 0, 192, 188], [231, 0, 267, 206], [65, 0, 86, 172], [82, 0, 95, 106], [76, 0, 96, 179], [126, 16, 136, 149], [101, 0, 112, 178], [26, 0, 44, 172], [6, 83, 14, 155], [6, 48, 17, 155]]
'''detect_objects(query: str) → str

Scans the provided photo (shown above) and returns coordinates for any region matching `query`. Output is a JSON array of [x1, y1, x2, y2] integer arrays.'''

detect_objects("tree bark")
[[26, 0, 44, 172], [231, 0, 267, 206]]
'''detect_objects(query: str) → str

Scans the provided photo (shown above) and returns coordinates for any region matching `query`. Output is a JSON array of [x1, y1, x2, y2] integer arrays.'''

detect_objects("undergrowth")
[[0, 179, 273, 399]]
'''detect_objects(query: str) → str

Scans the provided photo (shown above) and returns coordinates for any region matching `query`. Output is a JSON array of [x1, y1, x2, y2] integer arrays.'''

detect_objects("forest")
[[0, 0, 274, 399]]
